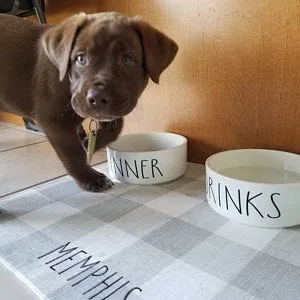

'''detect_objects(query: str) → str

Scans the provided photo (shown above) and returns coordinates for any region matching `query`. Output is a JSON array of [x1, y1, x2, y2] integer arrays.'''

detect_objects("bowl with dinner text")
[[107, 132, 187, 185]]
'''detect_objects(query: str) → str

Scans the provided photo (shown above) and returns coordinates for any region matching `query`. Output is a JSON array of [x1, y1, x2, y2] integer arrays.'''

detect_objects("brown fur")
[[0, 12, 178, 192]]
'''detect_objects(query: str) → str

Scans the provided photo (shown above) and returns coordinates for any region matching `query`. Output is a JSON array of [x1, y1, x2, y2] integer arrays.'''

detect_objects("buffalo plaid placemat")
[[1, 162, 300, 300]]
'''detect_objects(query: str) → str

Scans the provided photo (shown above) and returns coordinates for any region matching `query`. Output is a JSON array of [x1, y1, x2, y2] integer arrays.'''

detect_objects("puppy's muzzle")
[[85, 84, 133, 119], [86, 87, 110, 107]]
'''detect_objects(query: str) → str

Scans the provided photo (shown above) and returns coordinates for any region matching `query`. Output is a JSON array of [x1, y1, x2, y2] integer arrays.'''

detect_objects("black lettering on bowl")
[[110, 154, 164, 179], [207, 176, 281, 219]]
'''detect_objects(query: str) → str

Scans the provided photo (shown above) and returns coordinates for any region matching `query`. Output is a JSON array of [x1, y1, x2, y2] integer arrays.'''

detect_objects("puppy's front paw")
[[78, 173, 114, 192]]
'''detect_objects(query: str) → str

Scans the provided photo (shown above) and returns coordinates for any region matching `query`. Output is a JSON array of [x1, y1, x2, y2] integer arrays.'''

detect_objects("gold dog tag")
[[87, 130, 97, 164], [87, 119, 99, 164]]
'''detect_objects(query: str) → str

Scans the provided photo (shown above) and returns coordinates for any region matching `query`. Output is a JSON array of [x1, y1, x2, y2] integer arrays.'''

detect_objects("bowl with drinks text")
[[206, 149, 300, 228]]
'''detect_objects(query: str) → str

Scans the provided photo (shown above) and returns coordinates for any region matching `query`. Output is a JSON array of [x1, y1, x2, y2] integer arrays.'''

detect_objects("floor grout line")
[[0, 174, 68, 199], [0, 122, 17, 127], [14, 126, 46, 137], [0, 160, 107, 199], [0, 140, 48, 154]]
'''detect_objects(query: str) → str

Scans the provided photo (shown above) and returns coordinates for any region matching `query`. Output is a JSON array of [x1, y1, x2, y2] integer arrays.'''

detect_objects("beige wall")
[[2, 0, 300, 163]]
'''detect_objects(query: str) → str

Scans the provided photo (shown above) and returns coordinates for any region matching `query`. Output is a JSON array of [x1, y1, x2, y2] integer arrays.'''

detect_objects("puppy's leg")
[[82, 118, 123, 151], [41, 123, 113, 192]]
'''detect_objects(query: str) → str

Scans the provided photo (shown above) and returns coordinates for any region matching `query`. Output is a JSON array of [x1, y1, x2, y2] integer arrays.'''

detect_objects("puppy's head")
[[42, 12, 178, 121]]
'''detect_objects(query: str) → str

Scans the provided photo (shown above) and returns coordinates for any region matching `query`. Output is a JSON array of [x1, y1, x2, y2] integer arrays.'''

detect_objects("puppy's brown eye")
[[122, 54, 133, 66], [75, 54, 87, 66]]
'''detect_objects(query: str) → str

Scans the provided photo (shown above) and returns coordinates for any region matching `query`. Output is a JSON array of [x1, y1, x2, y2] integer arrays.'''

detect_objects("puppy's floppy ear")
[[132, 17, 178, 84], [42, 12, 87, 81]]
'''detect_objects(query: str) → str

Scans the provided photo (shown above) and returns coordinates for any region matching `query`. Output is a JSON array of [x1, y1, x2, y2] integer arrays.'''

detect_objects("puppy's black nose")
[[87, 88, 109, 106]]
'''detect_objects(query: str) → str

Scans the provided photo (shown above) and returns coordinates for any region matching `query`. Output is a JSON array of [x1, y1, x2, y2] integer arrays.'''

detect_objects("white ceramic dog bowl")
[[107, 132, 187, 185], [205, 149, 300, 228]]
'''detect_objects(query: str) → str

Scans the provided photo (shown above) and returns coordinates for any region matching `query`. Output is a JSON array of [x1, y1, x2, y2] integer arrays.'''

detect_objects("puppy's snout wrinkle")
[[93, 80, 105, 87]]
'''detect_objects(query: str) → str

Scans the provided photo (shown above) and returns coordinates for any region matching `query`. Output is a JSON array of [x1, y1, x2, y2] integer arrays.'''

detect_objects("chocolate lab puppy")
[[0, 12, 178, 192]]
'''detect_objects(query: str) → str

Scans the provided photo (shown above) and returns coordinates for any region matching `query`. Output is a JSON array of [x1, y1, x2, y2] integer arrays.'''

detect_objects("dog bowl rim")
[[205, 148, 300, 186], [107, 131, 187, 154]]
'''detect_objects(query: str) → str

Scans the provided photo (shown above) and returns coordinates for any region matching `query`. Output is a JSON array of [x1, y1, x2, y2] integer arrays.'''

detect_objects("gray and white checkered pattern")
[[1, 162, 300, 300]]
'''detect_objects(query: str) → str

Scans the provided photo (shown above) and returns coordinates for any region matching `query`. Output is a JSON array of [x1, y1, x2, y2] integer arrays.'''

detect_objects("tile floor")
[[0, 121, 107, 299], [0, 122, 107, 197]]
